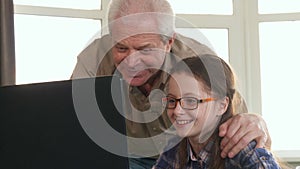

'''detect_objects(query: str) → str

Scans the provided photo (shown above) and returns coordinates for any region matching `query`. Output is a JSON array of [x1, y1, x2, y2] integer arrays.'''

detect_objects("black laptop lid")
[[0, 76, 129, 169]]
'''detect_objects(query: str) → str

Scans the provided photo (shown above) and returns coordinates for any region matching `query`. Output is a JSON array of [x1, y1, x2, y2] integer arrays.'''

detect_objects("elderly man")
[[72, 0, 271, 168]]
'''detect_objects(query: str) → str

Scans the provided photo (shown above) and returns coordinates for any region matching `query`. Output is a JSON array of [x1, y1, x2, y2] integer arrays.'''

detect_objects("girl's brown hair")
[[169, 54, 246, 169]]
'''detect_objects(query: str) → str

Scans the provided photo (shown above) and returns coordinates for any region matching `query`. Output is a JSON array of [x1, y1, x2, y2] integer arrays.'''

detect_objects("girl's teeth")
[[176, 120, 192, 125]]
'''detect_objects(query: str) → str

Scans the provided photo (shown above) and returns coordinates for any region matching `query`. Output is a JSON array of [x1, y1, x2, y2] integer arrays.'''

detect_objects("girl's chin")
[[174, 126, 193, 137], [177, 132, 188, 138]]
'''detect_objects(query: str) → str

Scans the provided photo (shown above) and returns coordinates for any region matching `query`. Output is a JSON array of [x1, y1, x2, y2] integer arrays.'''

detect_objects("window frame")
[[14, 0, 300, 162]]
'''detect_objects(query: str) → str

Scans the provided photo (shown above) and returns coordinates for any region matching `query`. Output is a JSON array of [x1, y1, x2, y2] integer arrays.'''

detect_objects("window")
[[14, 14, 100, 84], [256, 0, 300, 162], [176, 28, 229, 61], [260, 21, 300, 150], [259, 0, 300, 14], [253, 0, 300, 161], [14, 1, 102, 84], [14, 0, 101, 10], [167, 0, 232, 14]]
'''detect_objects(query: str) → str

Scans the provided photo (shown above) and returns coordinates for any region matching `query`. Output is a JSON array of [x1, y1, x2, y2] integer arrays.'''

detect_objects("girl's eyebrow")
[[181, 92, 202, 98], [166, 93, 175, 97], [166, 93, 203, 98]]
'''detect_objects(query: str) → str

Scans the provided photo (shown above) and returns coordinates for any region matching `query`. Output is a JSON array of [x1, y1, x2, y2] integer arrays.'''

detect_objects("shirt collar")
[[187, 139, 214, 165], [129, 52, 178, 94]]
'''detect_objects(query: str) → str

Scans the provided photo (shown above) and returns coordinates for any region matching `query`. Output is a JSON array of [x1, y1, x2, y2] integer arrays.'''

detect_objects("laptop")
[[0, 76, 130, 169]]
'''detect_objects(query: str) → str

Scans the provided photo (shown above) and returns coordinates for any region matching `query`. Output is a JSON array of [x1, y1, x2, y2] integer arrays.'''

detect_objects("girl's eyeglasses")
[[162, 96, 216, 110]]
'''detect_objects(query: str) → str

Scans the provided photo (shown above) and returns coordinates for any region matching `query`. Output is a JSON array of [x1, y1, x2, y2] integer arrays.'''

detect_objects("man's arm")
[[219, 113, 272, 158], [71, 34, 114, 79], [218, 91, 271, 158]]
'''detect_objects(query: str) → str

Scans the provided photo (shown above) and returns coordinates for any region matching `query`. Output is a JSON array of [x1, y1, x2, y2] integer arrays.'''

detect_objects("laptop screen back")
[[0, 76, 129, 169]]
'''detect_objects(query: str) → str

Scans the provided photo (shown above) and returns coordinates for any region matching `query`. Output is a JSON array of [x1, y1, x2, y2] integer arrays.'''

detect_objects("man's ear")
[[166, 33, 176, 52], [217, 96, 229, 116]]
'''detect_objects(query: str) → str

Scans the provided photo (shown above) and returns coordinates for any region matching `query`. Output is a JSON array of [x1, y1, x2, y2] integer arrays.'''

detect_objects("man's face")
[[112, 34, 172, 86], [110, 15, 174, 86]]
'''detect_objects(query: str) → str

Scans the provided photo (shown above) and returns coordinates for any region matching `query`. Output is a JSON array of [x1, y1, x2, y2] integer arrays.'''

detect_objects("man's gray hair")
[[107, 0, 175, 42]]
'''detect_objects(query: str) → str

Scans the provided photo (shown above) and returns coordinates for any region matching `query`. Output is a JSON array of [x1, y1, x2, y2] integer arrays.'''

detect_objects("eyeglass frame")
[[162, 96, 216, 110]]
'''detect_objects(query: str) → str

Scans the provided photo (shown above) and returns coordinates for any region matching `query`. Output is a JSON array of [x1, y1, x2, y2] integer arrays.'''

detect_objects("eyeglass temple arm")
[[199, 98, 216, 103]]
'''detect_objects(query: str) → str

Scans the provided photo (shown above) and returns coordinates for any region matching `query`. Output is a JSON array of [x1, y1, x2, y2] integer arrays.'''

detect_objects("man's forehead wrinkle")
[[115, 3, 159, 22], [111, 16, 161, 42], [119, 14, 157, 27], [120, 0, 154, 14], [110, 12, 172, 37], [116, 35, 159, 48]]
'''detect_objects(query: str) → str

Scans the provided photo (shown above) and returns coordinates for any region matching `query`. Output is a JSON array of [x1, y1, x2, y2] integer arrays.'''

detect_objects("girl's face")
[[166, 72, 227, 142]]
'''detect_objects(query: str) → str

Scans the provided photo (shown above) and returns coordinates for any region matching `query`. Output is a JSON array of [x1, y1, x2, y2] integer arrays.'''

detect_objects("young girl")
[[153, 55, 282, 169]]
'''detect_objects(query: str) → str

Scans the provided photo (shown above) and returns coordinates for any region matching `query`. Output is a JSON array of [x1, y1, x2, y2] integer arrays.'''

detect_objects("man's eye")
[[116, 46, 128, 52], [139, 48, 154, 54]]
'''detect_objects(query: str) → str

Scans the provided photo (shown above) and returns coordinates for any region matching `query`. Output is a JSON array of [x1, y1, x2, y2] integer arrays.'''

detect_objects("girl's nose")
[[173, 102, 185, 116]]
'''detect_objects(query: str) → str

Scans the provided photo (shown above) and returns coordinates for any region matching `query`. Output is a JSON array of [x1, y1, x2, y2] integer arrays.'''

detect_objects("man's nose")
[[125, 49, 140, 67]]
